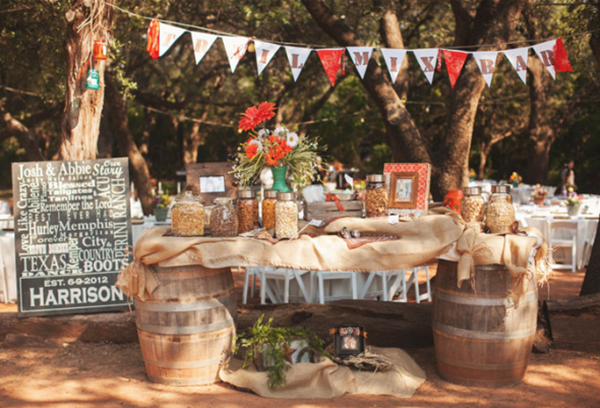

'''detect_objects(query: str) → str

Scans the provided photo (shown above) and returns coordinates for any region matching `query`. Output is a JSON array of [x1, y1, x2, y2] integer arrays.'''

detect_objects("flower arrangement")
[[531, 184, 548, 198], [509, 172, 522, 186], [231, 102, 325, 190], [152, 194, 171, 209], [565, 194, 582, 206]]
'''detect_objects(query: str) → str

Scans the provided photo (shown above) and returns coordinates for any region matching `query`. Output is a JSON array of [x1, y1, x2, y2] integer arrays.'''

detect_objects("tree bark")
[[182, 117, 208, 165], [60, 0, 113, 160], [580, 220, 600, 295], [0, 103, 45, 161], [104, 72, 154, 215]]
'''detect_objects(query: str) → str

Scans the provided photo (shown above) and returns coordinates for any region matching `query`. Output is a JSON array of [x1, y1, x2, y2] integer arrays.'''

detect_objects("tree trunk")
[[580, 220, 600, 295], [104, 72, 154, 215], [60, 0, 113, 160], [183, 118, 207, 165], [0, 105, 45, 161]]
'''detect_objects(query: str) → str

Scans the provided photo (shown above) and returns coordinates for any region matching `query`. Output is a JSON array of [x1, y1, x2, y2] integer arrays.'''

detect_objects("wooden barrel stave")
[[433, 260, 537, 387], [135, 265, 236, 386]]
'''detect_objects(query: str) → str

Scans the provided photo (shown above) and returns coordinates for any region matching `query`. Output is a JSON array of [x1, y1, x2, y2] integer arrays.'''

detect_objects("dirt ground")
[[1, 268, 599, 408]]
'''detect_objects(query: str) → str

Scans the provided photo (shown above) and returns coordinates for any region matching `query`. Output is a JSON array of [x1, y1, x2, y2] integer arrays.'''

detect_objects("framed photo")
[[185, 162, 238, 205], [384, 163, 431, 214], [333, 326, 366, 357], [199, 175, 226, 193], [389, 172, 418, 209]]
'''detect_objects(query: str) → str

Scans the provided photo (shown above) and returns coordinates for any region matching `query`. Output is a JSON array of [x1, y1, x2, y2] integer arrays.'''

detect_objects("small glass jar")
[[172, 191, 205, 236], [461, 187, 485, 228], [275, 192, 298, 239], [486, 185, 515, 234], [262, 190, 278, 231], [237, 190, 259, 234], [365, 174, 388, 218], [210, 197, 238, 237]]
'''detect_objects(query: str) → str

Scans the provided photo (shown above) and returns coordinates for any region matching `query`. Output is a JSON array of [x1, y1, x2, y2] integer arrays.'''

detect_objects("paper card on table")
[[532, 39, 557, 79], [159, 23, 187, 57], [285, 46, 312, 81], [222, 36, 250, 73], [317, 48, 345, 87], [388, 214, 399, 225], [190, 32, 218, 65], [347, 46, 373, 79], [309, 219, 325, 227], [503, 47, 529, 84], [472, 51, 500, 87], [344, 174, 354, 190], [380, 48, 407, 84], [254, 40, 281, 75], [442, 49, 469, 89], [412, 48, 438, 84]]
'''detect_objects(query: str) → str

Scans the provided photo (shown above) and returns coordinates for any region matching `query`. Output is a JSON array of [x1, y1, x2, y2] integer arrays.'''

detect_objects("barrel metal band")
[[434, 290, 538, 307], [144, 357, 222, 369], [433, 323, 536, 340], [437, 356, 529, 371], [137, 318, 235, 335], [135, 293, 236, 312]]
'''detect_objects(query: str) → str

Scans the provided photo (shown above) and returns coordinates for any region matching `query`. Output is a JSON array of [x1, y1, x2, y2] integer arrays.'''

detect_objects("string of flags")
[[146, 19, 573, 88]]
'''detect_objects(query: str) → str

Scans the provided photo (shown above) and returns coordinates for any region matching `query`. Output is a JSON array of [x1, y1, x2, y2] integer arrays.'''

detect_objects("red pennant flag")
[[146, 19, 160, 59], [553, 37, 572, 72], [317, 49, 344, 86], [437, 49, 442, 72], [443, 49, 469, 89]]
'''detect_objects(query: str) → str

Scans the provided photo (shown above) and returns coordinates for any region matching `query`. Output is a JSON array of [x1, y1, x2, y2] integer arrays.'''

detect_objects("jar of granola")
[[486, 185, 515, 234], [365, 174, 387, 218], [275, 192, 298, 239], [461, 187, 485, 229], [210, 197, 238, 237], [261, 190, 278, 231], [237, 190, 259, 234], [172, 191, 205, 236]]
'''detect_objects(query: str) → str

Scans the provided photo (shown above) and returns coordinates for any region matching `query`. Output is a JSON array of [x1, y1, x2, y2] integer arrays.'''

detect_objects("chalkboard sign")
[[11, 158, 133, 316]]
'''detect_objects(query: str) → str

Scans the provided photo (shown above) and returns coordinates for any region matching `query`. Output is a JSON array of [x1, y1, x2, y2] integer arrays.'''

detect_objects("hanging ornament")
[[93, 40, 108, 60], [86, 69, 100, 90], [147, 19, 160, 59]]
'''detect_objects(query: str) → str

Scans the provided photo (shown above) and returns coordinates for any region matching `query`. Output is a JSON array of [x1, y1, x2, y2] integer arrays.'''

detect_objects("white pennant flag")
[[159, 23, 187, 57], [254, 40, 281, 76], [412, 48, 438, 84], [503, 47, 529, 84], [347, 46, 373, 79], [190, 32, 218, 65], [221, 36, 249, 73], [380, 48, 407, 83], [532, 39, 557, 79], [285, 46, 312, 82], [472, 51, 499, 87]]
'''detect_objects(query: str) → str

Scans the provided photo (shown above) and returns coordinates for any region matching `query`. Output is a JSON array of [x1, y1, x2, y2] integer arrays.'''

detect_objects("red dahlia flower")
[[238, 102, 277, 131]]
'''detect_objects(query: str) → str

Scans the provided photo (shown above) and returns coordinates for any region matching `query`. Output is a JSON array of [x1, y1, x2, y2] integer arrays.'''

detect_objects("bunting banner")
[[554, 37, 573, 72], [532, 39, 557, 80], [412, 48, 439, 84], [254, 40, 281, 76], [380, 48, 407, 84], [443, 49, 469, 89], [473, 51, 500, 87], [347, 47, 373, 79], [285, 46, 312, 82], [503, 47, 529, 84], [222, 36, 249, 73], [317, 48, 344, 87], [190, 32, 218, 65], [159, 23, 187, 57]]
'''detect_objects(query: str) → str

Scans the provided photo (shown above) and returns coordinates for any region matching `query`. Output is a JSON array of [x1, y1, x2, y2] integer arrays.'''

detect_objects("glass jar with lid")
[[210, 197, 238, 237], [262, 190, 278, 231], [237, 190, 259, 234], [172, 191, 205, 236], [486, 185, 515, 234], [365, 174, 388, 218], [461, 187, 486, 228], [275, 192, 298, 239]]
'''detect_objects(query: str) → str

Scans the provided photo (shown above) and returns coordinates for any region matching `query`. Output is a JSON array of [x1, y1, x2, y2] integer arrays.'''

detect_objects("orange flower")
[[245, 143, 259, 159], [238, 102, 277, 131]]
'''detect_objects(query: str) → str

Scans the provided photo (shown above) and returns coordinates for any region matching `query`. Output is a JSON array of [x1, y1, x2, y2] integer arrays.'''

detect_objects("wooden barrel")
[[433, 260, 538, 387], [135, 265, 237, 386]]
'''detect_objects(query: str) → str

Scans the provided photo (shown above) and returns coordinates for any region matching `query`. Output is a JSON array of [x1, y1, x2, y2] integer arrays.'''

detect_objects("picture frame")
[[185, 162, 238, 205], [383, 163, 432, 215], [332, 326, 366, 357], [388, 171, 419, 209], [199, 175, 226, 193]]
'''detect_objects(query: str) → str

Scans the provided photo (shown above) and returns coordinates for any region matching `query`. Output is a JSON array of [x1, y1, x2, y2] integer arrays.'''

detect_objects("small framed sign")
[[331, 326, 366, 357], [199, 175, 226, 193], [389, 171, 418, 209]]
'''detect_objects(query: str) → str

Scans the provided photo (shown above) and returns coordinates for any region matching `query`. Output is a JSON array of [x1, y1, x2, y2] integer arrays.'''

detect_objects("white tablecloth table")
[[0, 230, 17, 303]]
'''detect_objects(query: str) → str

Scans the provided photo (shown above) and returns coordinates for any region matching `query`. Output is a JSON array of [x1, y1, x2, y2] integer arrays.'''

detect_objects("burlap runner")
[[218, 346, 426, 399]]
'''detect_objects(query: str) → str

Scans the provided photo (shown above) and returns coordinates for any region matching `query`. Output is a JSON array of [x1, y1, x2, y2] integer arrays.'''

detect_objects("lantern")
[[93, 40, 107, 60], [85, 69, 100, 90]]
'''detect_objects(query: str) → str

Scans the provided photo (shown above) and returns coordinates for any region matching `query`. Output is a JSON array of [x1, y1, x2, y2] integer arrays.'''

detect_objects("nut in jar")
[[172, 191, 205, 236], [275, 192, 298, 239]]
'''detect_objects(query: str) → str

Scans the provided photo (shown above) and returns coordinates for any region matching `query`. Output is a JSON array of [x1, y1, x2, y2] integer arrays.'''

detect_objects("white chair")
[[400, 266, 432, 304], [548, 220, 578, 272], [241, 266, 262, 304], [582, 226, 597, 269], [260, 267, 312, 304], [314, 271, 358, 304], [359, 271, 406, 301]]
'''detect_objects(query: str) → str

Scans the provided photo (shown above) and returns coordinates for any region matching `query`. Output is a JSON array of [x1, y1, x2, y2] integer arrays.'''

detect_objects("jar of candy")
[[262, 190, 278, 231], [461, 187, 485, 229], [275, 192, 298, 239], [172, 191, 205, 236], [486, 185, 515, 234], [210, 197, 238, 237], [365, 174, 387, 218], [238, 190, 259, 234]]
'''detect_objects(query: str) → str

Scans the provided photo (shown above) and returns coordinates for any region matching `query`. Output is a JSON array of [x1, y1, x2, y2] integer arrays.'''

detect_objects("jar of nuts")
[[461, 187, 486, 229], [261, 190, 278, 231], [238, 190, 259, 234], [486, 185, 515, 234], [172, 191, 205, 236], [210, 197, 238, 237], [275, 192, 298, 239], [365, 174, 388, 218]]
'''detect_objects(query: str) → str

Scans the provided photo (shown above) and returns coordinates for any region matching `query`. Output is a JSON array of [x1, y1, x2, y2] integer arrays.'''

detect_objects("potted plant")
[[509, 172, 522, 188], [234, 315, 329, 390], [531, 184, 548, 206], [565, 194, 582, 217], [152, 194, 171, 222]]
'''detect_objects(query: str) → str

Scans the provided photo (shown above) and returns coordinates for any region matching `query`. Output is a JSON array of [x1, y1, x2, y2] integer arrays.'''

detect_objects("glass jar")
[[461, 187, 485, 228], [172, 191, 205, 236], [210, 197, 238, 237], [486, 185, 515, 234], [365, 174, 387, 218], [262, 190, 278, 231], [444, 189, 464, 213], [275, 192, 298, 239], [238, 190, 259, 234]]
